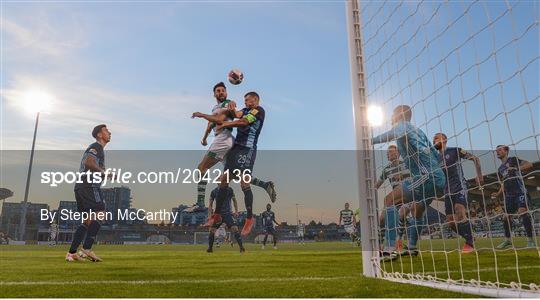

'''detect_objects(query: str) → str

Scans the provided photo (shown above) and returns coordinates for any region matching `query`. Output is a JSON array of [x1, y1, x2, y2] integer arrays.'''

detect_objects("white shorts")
[[344, 224, 356, 234], [297, 232, 304, 238], [215, 227, 227, 239], [207, 133, 234, 161]]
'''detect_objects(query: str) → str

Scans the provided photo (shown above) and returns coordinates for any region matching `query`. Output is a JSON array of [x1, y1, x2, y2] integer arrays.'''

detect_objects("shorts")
[[212, 213, 237, 229], [207, 133, 234, 161], [74, 187, 105, 212], [444, 191, 468, 215], [224, 145, 257, 173], [344, 224, 356, 234], [504, 193, 528, 214], [263, 227, 277, 235], [297, 232, 304, 238], [402, 176, 445, 208]]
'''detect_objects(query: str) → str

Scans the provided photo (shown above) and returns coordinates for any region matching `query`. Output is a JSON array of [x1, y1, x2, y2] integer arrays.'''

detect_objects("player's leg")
[[262, 232, 269, 249], [240, 179, 255, 236], [517, 194, 535, 247], [452, 194, 474, 252], [497, 197, 516, 249], [383, 185, 405, 253], [272, 229, 278, 249], [207, 226, 217, 253], [79, 188, 105, 262], [230, 225, 245, 253], [396, 204, 409, 251], [196, 154, 219, 207], [66, 189, 90, 262], [251, 178, 277, 203]]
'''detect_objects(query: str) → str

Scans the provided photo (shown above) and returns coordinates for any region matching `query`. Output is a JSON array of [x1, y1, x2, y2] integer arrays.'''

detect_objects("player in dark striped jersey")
[[339, 203, 358, 244], [206, 186, 245, 253], [66, 124, 111, 262], [213, 92, 268, 236], [491, 145, 535, 249], [433, 133, 483, 254], [261, 204, 279, 249]]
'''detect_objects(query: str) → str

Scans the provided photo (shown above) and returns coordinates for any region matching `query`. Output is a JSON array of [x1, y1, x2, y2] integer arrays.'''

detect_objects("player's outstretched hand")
[[201, 138, 208, 146], [227, 101, 237, 111], [192, 112, 204, 119]]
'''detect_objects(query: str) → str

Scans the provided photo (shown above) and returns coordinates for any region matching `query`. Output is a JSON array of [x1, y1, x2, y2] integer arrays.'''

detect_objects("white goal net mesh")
[[356, 0, 539, 297]]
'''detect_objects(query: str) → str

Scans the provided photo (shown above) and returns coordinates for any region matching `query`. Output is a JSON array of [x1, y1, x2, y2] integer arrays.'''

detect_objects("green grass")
[[0, 239, 537, 298]]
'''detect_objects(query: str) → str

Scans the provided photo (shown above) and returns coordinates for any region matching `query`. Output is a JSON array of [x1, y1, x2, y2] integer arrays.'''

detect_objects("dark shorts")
[[74, 187, 105, 212], [444, 191, 468, 215], [504, 193, 528, 214], [212, 213, 237, 229], [263, 227, 276, 235], [224, 145, 257, 174]]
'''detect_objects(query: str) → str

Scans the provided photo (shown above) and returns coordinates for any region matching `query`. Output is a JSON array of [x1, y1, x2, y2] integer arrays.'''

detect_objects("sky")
[[1, 1, 538, 224]]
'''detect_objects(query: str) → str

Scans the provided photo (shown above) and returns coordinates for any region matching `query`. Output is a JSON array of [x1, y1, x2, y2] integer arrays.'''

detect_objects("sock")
[[407, 217, 424, 249], [503, 217, 512, 239], [196, 181, 207, 207], [521, 213, 533, 238], [263, 234, 268, 246], [82, 221, 101, 250], [234, 231, 244, 249], [208, 232, 215, 250], [243, 187, 254, 218], [251, 178, 269, 189], [69, 224, 88, 254], [273, 235, 277, 246], [384, 206, 397, 251], [457, 221, 474, 246]]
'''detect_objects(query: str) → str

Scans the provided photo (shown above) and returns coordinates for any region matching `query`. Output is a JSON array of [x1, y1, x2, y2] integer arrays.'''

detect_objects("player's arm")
[[273, 216, 279, 226], [518, 158, 533, 175], [84, 151, 105, 173], [217, 108, 261, 130], [192, 112, 227, 125], [226, 101, 244, 119], [460, 149, 484, 186], [372, 123, 408, 144], [201, 122, 213, 146]]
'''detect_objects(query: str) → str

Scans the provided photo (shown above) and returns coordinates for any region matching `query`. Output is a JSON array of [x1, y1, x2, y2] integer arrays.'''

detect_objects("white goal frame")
[[346, 0, 539, 298]]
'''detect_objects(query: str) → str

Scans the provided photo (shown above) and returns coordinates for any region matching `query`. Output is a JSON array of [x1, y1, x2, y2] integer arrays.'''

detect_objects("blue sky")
[[2, 1, 355, 151]]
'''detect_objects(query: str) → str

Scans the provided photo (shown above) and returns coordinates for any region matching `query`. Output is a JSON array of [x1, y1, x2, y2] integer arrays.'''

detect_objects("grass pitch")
[[0, 239, 538, 298]]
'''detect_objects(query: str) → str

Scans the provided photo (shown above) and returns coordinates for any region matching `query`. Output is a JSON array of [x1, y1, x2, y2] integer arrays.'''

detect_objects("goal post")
[[346, 0, 381, 279], [347, 0, 540, 297]]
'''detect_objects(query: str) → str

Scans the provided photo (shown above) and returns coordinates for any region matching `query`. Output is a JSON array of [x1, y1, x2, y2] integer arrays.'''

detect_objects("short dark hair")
[[92, 124, 107, 139], [496, 145, 509, 152], [435, 132, 447, 139], [394, 105, 412, 121], [213, 82, 226, 92], [244, 91, 260, 100]]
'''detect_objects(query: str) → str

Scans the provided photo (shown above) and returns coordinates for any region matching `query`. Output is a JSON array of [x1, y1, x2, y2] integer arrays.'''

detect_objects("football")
[[228, 69, 243, 85]]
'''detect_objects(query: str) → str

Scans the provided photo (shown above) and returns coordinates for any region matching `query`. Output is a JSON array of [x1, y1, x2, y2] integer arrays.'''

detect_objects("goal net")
[[348, 0, 539, 297]]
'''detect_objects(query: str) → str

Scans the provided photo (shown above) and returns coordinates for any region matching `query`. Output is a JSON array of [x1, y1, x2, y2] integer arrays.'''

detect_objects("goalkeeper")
[[372, 105, 446, 256]]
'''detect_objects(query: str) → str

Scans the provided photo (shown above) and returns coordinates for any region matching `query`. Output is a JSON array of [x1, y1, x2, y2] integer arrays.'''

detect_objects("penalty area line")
[[0, 276, 359, 286]]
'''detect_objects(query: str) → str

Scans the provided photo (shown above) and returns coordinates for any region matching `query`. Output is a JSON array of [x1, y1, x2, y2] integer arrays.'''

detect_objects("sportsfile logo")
[[40, 168, 252, 187]]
